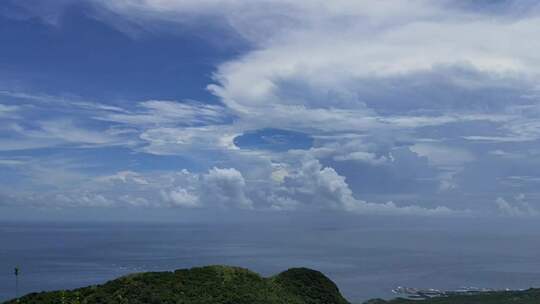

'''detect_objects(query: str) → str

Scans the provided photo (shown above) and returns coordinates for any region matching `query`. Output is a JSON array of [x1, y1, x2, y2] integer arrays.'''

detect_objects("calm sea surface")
[[1, 217, 540, 303]]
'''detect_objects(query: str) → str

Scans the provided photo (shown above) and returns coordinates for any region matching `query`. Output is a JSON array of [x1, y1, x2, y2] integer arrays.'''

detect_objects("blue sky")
[[2, 0, 540, 220]]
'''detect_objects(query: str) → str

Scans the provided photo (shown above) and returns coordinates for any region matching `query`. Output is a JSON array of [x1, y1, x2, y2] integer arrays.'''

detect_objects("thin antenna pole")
[[14, 267, 19, 303]]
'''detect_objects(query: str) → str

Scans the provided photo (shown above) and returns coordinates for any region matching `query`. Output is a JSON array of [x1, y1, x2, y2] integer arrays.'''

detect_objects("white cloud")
[[0, 90, 126, 112], [410, 143, 475, 191], [91, 1, 540, 114], [0, 118, 129, 151], [99, 1, 540, 80], [96, 100, 228, 126], [0, 159, 26, 166], [506, 176, 540, 183], [495, 196, 539, 217], [311, 138, 391, 165], [6, 0, 540, 217], [119, 195, 152, 207], [201, 167, 253, 209], [0, 103, 20, 117], [333, 151, 389, 165], [97, 171, 149, 185], [37, 120, 116, 145], [161, 187, 200, 208], [54, 193, 115, 207], [138, 125, 239, 155], [201, 3, 540, 117], [410, 143, 475, 168], [282, 157, 460, 215], [0, 157, 464, 216]]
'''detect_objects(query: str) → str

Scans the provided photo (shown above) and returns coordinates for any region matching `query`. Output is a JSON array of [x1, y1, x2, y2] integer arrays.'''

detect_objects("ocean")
[[2, 216, 540, 302]]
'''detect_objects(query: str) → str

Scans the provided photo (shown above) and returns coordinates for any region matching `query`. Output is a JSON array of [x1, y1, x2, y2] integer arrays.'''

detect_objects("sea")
[[2, 215, 540, 303]]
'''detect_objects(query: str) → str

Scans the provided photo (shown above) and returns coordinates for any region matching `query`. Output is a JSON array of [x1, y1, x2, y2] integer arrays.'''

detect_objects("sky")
[[1, 0, 540, 221]]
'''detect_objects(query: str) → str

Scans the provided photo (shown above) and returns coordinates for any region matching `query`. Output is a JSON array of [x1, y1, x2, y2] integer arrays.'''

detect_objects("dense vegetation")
[[4, 265, 349, 304], [6, 265, 540, 304], [364, 288, 540, 304]]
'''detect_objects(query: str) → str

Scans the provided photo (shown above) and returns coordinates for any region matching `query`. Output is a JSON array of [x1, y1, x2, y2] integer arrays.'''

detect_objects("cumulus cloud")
[[495, 195, 539, 217], [161, 187, 200, 208], [5, 0, 540, 216], [309, 138, 392, 166], [281, 157, 458, 215], [201, 167, 253, 209], [0, 159, 465, 216]]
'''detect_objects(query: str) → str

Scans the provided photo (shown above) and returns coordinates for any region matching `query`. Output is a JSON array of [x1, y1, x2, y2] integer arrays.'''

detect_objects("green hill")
[[4, 265, 349, 304], [6, 265, 540, 304]]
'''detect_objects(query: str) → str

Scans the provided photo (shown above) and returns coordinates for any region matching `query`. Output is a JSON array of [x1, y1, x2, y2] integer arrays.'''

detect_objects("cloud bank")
[[2, 0, 540, 217]]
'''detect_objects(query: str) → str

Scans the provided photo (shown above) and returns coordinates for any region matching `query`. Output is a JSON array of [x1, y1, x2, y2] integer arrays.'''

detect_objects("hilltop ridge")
[[4, 265, 349, 304], [5, 265, 540, 304]]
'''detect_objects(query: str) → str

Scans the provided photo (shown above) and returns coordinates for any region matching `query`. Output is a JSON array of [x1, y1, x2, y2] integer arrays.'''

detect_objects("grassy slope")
[[4, 265, 350, 304]]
